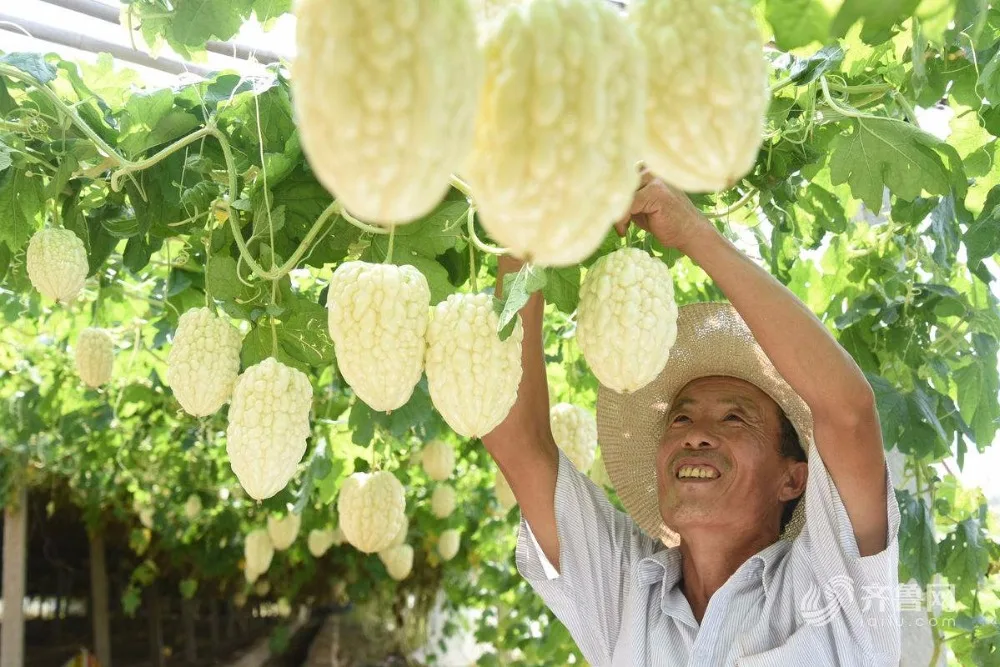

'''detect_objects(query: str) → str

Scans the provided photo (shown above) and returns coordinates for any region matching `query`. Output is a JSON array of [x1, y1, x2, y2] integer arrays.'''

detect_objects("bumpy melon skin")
[[75, 328, 114, 388], [550, 403, 598, 473], [473, 0, 529, 33], [389, 516, 409, 548], [293, 0, 480, 224], [438, 529, 461, 561], [326, 262, 430, 412], [494, 470, 517, 512], [425, 293, 523, 438], [430, 484, 457, 519], [184, 494, 202, 521], [276, 598, 292, 617], [167, 307, 243, 417], [337, 471, 407, 554], [267, 513, 302, 551], [379, 544, 415, 581], [630, 0, 768, 192], [576, 248, 678, 393], [465, 0, 646, 266], [420, 440, 456, 481], [308, 528, 336, 557], [244, 529, 275, 582], [26, 228, 89, 303], [226, 358, 313, 500]]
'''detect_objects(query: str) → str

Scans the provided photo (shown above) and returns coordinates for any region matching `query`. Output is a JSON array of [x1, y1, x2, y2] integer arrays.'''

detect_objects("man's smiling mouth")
[[675, 463, 721, 480]]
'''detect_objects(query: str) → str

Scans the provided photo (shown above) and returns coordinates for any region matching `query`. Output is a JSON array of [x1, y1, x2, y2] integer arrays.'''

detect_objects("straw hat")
[[597, 302, 815, 546]]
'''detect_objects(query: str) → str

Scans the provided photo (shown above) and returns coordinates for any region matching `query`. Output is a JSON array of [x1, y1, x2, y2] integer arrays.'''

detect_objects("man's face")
[[655, 376, 805, 535]]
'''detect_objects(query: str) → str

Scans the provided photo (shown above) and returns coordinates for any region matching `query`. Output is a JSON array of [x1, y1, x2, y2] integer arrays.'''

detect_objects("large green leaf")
[[964, 185, 1000, 268], [766, 0, 834, 50], [831, 0, 921, 43], [495, 264, 547, 340], [0, 169, 43, 251], [898, 491, 938, 587], [168, 0, 253, 47], [543, 267, 581, 314], [0, 53, 57, 84], [829, 118, 963, 210], [938, 514, 990, 599]]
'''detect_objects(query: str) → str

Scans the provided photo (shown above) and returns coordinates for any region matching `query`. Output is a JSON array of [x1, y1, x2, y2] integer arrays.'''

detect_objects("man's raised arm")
[[619, 170, 889, 556], [482, 256, 562, 569]]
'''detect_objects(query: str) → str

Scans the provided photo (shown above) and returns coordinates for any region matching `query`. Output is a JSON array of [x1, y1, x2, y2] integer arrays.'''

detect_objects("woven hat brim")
[[596, 302, 815, 545]]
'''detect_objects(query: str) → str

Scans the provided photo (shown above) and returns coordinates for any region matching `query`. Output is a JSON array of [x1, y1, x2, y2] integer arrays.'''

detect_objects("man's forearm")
[[482, 260, 561, 568], [678, 221, 875, 418], [482, 261, 558, 467]]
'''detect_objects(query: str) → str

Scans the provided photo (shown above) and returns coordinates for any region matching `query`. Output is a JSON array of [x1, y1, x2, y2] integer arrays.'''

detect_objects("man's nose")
[[682, 428, 717, 449]]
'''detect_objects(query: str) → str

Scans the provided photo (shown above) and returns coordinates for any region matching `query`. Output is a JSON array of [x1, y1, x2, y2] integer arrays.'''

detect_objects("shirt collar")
[[752, 538, 791, 597], [636, 539, 793, 617]]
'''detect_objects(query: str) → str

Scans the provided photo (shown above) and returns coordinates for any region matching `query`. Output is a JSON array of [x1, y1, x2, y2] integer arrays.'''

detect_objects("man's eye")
[[672, 415, 689, 423], [724, 413, 743, 422]]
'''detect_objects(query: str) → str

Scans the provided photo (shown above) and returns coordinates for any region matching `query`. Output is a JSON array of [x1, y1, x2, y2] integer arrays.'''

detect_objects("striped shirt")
[[516, 444, 901, 666]]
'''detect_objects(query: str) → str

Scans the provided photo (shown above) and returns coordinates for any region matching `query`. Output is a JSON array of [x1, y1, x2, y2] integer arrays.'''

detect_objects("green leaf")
[[831, 0, 921, 43], [179, 578, 198, 599], [123, 234, 158, 273], [916, 0, 957, 43], [46, 155, 78, 200], [898, 491, 938, 587], [908, 385, 949, 445], [169, 0, 250, 46], [955, 358, 999, 446], [101, 216, 143, 239], [0, 243, 10, 283], [253, 0, 292, 23], [543, 267, 580, 314], [63, 201, 118, 276], [0, 53, 57, 84], [928, 195, 962, 269], [219, 83, 294, 154], [374, 200, 469, 258], [495, 264, 547, 340], [121, 587, 142, 617], [278, 306, 334, 367], [240, 325, 273, 370], [253, 203, 286, 237], [829, 118, 961, 210], [348, 400, 375, 446], [948, 105, 996, 178], [868, 374, 908, 444], [948, 0, 990, 45], [0, 142, 11, 174], [766, 0, 834, 50], [964, 185, 1000, 268], [938, 516, 990, 598], [798, 184, 848, 234], [123, 156, 185, 237], [0, 169, 43, 251], [118, 89, 199, 158], [205, 255, 242, 300]]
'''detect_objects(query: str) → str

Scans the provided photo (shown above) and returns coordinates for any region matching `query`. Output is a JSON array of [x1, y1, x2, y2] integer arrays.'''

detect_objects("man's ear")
[[778, 461, 808, 502]]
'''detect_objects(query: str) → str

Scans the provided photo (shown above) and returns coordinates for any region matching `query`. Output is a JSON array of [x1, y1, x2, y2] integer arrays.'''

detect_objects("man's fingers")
[[637, 166, 657, 189]]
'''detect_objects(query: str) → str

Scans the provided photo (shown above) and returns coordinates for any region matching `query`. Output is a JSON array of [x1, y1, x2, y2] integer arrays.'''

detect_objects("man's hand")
[[613, 168, 710, 252]]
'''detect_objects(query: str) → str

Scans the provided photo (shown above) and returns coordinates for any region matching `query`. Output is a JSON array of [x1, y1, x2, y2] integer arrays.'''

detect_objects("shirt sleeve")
[[795, 442, 902, 665], [515, 450, 658, 663]]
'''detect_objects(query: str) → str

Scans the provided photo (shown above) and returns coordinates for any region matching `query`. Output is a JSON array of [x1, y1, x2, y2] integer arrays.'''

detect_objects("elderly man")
[[483, 171, 902, 666]]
